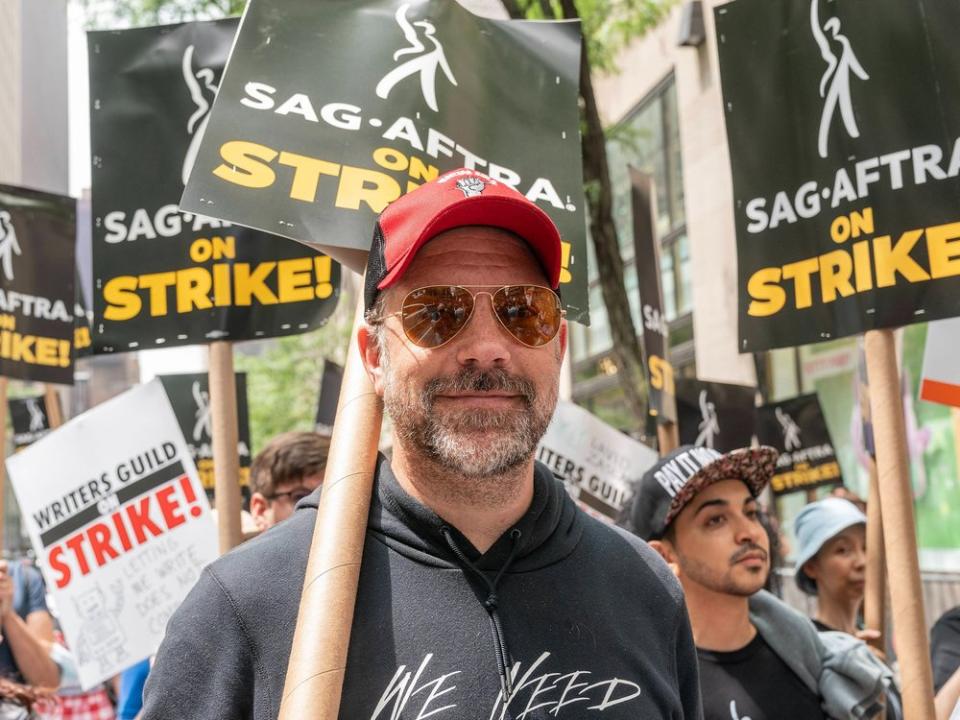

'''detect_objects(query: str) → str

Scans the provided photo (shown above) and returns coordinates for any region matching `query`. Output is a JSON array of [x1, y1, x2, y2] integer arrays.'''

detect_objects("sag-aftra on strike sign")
[[716, 0, 960, 351], [180, 0, 589, 323], [88, 20, 340, 353]]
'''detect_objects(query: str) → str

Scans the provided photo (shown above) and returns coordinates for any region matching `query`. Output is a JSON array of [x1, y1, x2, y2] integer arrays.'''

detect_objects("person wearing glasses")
[[142, 168, 701, 719], [248, 432, 329, 531]]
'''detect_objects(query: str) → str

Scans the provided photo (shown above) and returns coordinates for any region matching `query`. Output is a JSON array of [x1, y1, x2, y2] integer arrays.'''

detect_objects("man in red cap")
[[143, 169, 701, 720]]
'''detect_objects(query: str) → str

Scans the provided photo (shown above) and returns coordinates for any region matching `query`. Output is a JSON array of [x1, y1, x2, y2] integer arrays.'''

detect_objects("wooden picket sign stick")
[[209, 341, 243, 554], [863, 455, 886, 654], [44, 385, 64, 428], [657, 420, 679, 456], [0, 377, 7, 541], [278, 293, 383, 720], [864, 329, 935, 720]]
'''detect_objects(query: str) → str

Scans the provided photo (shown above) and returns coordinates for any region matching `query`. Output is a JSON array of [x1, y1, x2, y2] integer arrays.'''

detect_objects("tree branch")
[[557, 0, 649, 426]]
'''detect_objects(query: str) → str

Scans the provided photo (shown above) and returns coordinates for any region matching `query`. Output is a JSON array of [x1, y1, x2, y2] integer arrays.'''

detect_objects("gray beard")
[[384, 365, 556, 485]]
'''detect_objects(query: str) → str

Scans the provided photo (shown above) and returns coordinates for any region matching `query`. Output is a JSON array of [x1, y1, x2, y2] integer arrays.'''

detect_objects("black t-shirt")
[[932, 606, 960, 693], [698, 633, 827, 720]]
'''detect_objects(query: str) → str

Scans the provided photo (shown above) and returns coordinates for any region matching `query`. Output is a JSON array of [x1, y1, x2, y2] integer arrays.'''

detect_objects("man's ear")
[[357, 324, 386, 397], [648, 539, 681, 578], [801, 559, 819, 584], [249, 492, 271, 532], [557, 319, 568, 361]]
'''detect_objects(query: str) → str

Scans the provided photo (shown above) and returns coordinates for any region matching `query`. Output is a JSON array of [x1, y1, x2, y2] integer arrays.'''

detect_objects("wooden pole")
[[657, 420, 679, 456], [863, 455, 886, 654], [278, 294, 383, 719], [805, 488, 818, 503], [0, 378, 7, 545], [864, 329, 935, 719], [43, 385, 63, 428], [209, 341, 242, 554]]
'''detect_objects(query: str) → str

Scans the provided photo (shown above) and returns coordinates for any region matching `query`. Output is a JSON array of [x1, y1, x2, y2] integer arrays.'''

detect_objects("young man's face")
[[250, 471, 324, 530], [666, 479, 770, 597], [360, 226, 567, 489]]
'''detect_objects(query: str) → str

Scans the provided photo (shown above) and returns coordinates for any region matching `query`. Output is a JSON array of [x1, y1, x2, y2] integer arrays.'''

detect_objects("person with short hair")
[[142, 168, 702, 719], [623, 445, 893, 720], [248, 431, 329, 531]]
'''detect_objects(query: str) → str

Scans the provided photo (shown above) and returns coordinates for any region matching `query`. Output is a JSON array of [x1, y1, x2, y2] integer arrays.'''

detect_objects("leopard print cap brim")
[[661, 446, 779, 530]]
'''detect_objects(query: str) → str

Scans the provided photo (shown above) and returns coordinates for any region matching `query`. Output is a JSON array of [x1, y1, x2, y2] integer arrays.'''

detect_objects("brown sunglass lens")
[[493, 286, 562, 347], [401, 286, 474, 348]]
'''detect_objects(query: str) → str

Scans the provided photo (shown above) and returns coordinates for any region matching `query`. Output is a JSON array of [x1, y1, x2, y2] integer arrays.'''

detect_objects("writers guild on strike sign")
[[30, 443, 208, 590], [716, 0, 960, 351], [88, 19, 339, 354]]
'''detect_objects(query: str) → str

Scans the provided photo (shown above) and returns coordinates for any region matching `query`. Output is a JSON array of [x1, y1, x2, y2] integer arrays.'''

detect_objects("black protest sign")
[[179, 0, 589, 323], [676, 379, 755, 452], [631, 168, 676, 422], [715, 0, 960, 352], [315, 360, 343, 436], [158, 373, 251, 493], [757, 393, 842, 496], [88, 20, 341, 354], [0, 185, 76, 384], [9, 395, 56, 450]]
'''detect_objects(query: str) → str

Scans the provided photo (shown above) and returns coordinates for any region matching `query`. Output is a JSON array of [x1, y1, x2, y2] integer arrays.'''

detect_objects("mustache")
[[730, 543, 768, 566], [422, 368, 537, 407]]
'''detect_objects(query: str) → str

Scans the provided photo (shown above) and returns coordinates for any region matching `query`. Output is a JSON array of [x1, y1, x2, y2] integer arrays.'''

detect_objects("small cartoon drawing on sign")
[[73, 582, 130, 674], [776, 407, 802, 451], [26, 399, 45, 432], [695, 390, 719, 449], [0, 210, 22, 283], [375, 3, 457, 112], [192, 381, 211, 442], [181, 45, 218, 185], [811, 0, 869, 159]]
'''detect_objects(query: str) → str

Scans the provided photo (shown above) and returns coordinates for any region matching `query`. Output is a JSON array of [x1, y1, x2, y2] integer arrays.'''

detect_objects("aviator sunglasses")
[[383, 284, 565, 349]]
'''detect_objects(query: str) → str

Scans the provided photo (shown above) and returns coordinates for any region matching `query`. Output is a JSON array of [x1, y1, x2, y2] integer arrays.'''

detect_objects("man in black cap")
[[143, 169, 702, 719], [622, 444, 893, 720]]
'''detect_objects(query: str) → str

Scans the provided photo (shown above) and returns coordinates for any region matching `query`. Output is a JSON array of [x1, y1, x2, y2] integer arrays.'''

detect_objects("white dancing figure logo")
[[192, 381, 212, 442], [811, 0, 869, 159], [27, 399, 46, 432], [376, 3, 458, 112], [0, 210, 22, 282], [695, 390, 720, 449], [181, 45, 218, 185], [776, 407, 802, 451]]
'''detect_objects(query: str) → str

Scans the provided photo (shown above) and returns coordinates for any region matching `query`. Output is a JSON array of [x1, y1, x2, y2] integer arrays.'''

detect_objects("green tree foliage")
[[235, 294, 353, 454]]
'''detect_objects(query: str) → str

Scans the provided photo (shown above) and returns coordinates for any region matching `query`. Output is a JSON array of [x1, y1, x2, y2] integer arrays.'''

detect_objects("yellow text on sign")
[[649, 355, 675, 396], [748, 207, 960, 317], [102, 236, 334, 321]]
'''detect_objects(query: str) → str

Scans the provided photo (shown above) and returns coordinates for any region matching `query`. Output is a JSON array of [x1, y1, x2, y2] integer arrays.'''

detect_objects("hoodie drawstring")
[[441, 526, 522, 701]]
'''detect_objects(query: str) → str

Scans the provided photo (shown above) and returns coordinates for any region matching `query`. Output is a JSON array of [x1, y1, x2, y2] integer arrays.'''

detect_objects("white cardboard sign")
[[920, 316, 960, 408], [537, 401, 658, 522], [6, 380, 217, 689]]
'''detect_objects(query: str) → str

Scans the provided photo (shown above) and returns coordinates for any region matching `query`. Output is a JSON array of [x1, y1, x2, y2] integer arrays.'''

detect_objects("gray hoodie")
[[142, 455, 703, 719]]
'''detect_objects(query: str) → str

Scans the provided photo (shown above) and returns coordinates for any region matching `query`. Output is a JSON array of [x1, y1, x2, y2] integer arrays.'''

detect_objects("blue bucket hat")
[[793, 497, 867, 595]]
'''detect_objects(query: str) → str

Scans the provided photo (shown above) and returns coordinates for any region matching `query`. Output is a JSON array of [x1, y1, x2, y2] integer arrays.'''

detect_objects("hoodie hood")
[[299, 453, 583, 573]]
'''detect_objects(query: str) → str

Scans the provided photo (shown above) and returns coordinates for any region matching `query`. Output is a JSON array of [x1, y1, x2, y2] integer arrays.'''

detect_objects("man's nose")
[[454, 294, 512, 368]]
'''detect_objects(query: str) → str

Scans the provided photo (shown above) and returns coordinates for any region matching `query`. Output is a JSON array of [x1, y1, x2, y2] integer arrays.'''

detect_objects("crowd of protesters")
[[1, 170, 959, 719]]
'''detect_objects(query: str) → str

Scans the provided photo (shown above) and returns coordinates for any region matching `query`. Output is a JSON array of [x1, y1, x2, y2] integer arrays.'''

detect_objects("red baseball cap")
[[364, 168, 563, 312]]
